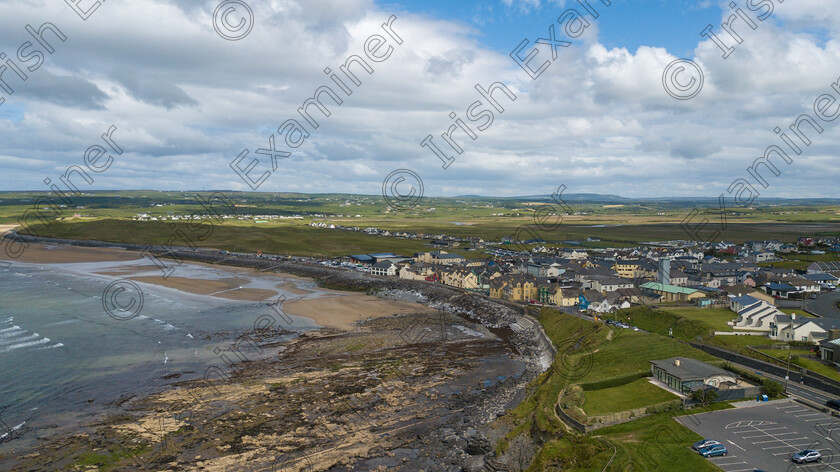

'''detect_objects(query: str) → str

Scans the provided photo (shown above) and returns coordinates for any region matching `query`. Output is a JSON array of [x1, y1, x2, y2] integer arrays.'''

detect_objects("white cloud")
[[0, 0, 838, 198]]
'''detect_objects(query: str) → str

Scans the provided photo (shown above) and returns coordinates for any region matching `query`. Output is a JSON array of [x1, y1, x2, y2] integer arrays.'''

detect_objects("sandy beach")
[[129, 275, 251, 296], [5, 242, 434, 331], [282, 294, 436, 331]]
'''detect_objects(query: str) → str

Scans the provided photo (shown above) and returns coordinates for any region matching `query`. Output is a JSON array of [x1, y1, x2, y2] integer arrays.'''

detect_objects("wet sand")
[[282, 295, 436, 331], [212, 288, 278, 301], [4, 242, 433, 330], [129, 276, 252, 296]]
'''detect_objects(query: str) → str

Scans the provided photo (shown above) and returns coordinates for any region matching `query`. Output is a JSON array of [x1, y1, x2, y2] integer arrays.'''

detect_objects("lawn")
[[595, 404, 732, 472], [583, 378, 679, 416], [658, 307, 738, 332], [502, 308, 720, 470], [709, 334, 781, 349], [780, 309, 816, 318], [612, 306, 714, 341]]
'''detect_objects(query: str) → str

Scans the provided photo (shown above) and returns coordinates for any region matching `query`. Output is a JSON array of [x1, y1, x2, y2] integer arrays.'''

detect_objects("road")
[[806, 290, 840, 319], [730, 360, 837, 405]]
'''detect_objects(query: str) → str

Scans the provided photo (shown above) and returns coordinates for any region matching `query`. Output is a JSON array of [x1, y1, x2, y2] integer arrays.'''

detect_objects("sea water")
[[0, 259, 319, 453]]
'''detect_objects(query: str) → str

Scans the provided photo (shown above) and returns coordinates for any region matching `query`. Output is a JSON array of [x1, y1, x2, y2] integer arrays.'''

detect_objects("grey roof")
[[434, 253, 464, 260], [731, 295, 760, 306], [650, 357, 729, 381]]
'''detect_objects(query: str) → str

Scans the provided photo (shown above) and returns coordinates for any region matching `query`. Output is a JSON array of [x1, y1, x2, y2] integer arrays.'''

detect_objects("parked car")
[[811, 294, 818, 299], [792, 450, 822, 464], [699, 444, 728, 457], [826, 399, 840, 410], [692, 439, 720, 451]]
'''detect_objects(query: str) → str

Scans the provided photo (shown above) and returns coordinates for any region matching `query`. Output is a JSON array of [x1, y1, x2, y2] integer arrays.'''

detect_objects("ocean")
[[0, 257, 319, 453]]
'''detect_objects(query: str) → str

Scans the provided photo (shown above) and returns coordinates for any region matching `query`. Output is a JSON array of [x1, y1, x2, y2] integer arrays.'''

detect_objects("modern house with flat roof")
[[650, 357, 736, 395]]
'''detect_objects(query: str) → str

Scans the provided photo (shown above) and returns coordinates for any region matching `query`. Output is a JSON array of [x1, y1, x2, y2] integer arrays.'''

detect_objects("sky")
[[0, 0, 838, 198]]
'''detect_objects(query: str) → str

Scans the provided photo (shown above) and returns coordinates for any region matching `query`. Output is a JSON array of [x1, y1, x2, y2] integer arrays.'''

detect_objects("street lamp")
[[783, 318, 795, 393]]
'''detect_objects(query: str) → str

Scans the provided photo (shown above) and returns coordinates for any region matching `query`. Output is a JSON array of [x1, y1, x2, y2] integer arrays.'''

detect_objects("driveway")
[[805, 291, 840, 319]]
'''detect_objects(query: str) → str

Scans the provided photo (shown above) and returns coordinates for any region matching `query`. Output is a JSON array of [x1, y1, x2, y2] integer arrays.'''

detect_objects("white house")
[[371, 261, 398, 277], [770, 315, 840, 343], [731, 302, 784, 333]]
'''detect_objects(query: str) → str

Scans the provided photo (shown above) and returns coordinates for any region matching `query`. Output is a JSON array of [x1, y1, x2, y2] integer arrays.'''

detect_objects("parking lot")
[[677, 400, 840, 471]]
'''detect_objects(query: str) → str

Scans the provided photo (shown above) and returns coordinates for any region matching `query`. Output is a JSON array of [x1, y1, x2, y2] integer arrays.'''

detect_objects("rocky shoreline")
[[2, 236, 556, 471]]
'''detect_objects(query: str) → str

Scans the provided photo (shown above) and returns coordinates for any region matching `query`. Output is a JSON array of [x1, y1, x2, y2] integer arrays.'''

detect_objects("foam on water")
[[0, 338, 51, 353], [0, 333, 40, 346], [0, 326, 22, 335]]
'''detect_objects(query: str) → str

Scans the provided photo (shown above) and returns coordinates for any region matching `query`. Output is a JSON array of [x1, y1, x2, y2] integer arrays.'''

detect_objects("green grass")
[[756, 347, 840, 381], [657, 307, 738, 332], [709, 334, 781, 348], [73, 445, 150, 471], [20, 219, 436, 258], [780, 309, 816, 318], [583, 378, 679, 416], [759, 253, 839, 270], [611, 306, 714, 341], [502, 308, 720, 470], [596, 404, 733, 472]]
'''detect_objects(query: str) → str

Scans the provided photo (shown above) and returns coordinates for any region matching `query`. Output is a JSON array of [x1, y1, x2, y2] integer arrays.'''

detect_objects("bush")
[[722, 362, 785, 399], [645, 399, 681, 414], [761, 379, 784, 398], [692, 388, 719, 406]]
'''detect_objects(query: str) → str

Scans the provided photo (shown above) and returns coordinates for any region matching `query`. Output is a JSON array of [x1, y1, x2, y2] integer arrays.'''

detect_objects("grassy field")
[[709, 334, 781, 348], [18, 219, 443, 258], [759, 253, 840, 270], [583, 378, 679, 416], [501, 308, 721, 471], [7, 189, 840, 247], [657, 307, 738, 332], [612, 306, 716, 341], [596, 404, 733, 472]]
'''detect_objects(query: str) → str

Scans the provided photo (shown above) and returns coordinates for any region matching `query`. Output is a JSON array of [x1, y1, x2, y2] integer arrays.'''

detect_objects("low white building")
[[731, 302, 784, 333]]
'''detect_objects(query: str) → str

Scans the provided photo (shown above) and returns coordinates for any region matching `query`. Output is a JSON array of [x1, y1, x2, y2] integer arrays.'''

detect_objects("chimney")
[[829, 329, 840, 341], [674, 359, 681, 366]]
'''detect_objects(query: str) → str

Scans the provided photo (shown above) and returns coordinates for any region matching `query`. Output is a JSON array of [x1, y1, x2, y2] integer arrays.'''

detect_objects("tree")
[[692, 387, 718, 406]]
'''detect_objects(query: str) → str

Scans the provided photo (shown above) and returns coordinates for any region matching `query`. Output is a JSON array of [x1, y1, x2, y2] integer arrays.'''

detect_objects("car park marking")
[[742, 431, 797, 438], [756, 437, 809, 444], [727, 440, 745, 451], [726, 420, 776, 429], [680, 402, 840, 472]]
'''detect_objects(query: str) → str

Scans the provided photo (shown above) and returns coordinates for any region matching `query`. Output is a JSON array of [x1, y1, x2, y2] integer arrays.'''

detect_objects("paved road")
[[730, 360, 837, 405], [806, 291, 840, 319]]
